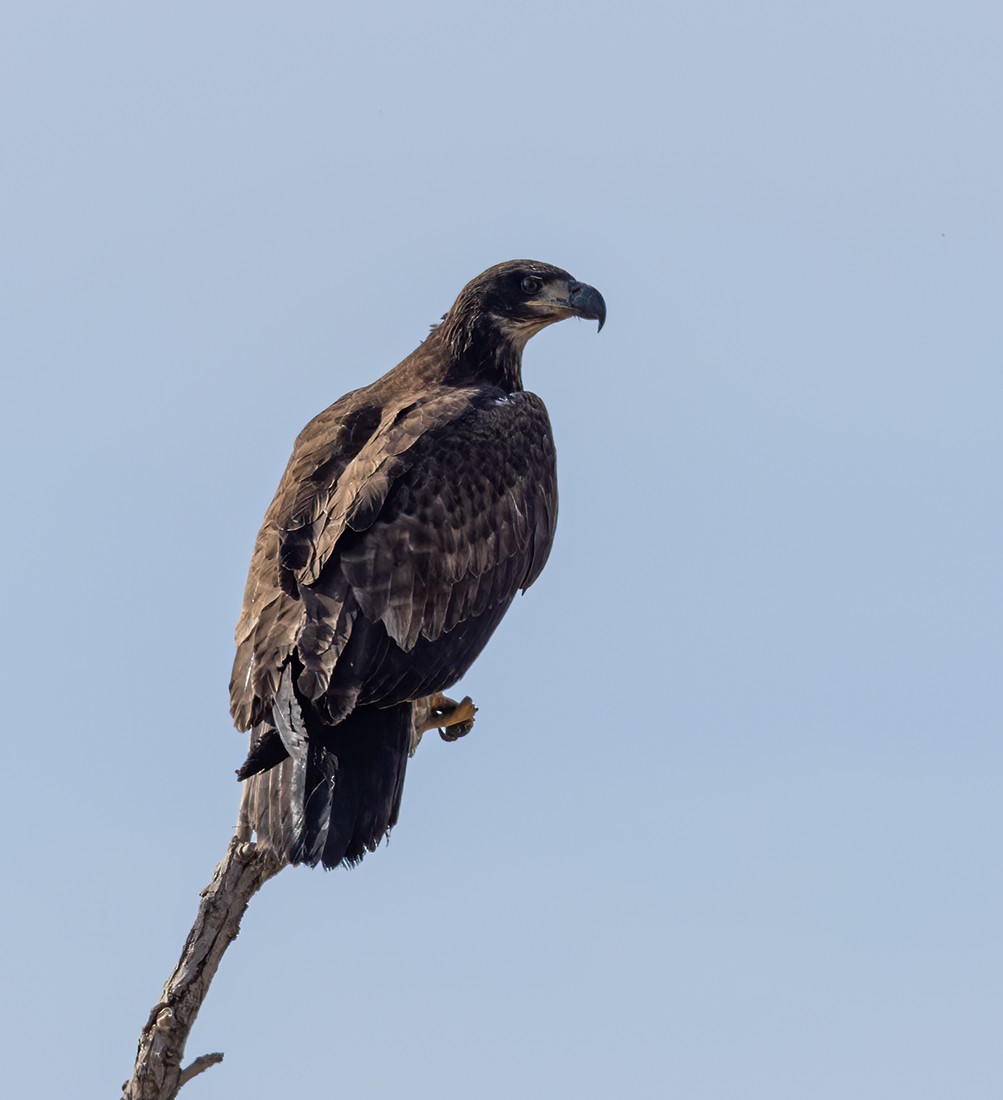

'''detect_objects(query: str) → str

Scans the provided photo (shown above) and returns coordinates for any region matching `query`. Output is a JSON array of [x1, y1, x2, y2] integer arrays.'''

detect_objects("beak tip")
[[568, 279, 607, 334]]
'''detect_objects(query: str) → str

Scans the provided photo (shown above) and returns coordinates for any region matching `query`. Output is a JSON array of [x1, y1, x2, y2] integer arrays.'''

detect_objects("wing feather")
[[230, 383, 557, 733], [335, 390, 557, 652]]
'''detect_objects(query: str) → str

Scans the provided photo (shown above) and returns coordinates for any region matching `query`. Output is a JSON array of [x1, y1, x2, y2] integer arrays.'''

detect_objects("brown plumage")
[[230, 260, 605, 868]]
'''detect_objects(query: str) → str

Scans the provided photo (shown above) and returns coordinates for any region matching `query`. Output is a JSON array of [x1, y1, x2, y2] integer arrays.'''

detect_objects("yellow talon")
[[417, 693, 478, 739]]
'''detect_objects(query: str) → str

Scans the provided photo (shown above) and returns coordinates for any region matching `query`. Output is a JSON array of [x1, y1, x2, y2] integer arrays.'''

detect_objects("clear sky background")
[[2, 3, 1000, 1097]]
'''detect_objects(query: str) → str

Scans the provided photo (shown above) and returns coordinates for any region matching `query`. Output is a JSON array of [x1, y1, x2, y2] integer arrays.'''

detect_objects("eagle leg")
[[418, 693, 478, 741]]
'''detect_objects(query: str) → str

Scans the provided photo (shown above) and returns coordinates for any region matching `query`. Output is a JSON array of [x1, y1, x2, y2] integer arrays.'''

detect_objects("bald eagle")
[[231, 260, 605, 868]]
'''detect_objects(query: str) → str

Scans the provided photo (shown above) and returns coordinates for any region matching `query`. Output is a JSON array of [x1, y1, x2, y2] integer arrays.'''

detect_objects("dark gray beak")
[[567, 280, 607, 332]]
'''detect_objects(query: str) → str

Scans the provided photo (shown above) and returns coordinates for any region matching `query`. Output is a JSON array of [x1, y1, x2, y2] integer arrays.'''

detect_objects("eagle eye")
[[520, 275, 543, 296]]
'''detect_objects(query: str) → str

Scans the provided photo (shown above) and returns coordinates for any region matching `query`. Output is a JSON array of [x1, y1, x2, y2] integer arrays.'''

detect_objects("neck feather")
[[436, 303, 524, 391]]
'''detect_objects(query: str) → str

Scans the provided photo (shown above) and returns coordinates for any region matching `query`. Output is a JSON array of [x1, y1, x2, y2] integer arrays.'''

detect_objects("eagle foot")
[[421, 693, 477, 741]]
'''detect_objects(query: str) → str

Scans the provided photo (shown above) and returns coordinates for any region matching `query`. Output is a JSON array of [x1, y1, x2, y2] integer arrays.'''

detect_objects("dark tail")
[[238, 667, 411, 869]]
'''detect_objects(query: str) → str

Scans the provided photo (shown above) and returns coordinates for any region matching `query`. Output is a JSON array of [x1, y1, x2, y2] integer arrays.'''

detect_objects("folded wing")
[[230, 384, 557, 732]]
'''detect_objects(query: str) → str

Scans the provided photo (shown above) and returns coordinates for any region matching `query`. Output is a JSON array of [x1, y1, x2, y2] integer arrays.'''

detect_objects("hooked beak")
[[565, 280, 607, 332]]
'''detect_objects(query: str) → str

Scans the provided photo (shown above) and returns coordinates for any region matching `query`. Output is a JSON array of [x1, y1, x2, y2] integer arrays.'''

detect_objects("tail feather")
[[240, 665, 412, 869], [322, 704, 410, 867], [293, 738, 338, 864]]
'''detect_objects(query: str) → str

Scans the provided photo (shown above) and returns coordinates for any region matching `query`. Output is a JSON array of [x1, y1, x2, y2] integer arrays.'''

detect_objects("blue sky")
[[2, 4, 1001, 1097]]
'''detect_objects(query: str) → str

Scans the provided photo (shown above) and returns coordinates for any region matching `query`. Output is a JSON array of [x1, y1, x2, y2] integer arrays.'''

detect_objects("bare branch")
[[121, 838, 283, 1100], [178, 1053, 224, 1088]]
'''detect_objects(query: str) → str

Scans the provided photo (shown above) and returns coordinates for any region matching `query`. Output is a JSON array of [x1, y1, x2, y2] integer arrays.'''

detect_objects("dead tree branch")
[[121, 838, 283, 1100], [177, 1052, 225, 1087]]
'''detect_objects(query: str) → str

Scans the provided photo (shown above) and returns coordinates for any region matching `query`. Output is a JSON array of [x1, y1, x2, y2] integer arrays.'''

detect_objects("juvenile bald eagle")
[[231, 260, 605, 868]]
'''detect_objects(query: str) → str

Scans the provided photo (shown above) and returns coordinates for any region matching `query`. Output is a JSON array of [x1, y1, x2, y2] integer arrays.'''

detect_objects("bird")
[[230, 260, 606, 869]]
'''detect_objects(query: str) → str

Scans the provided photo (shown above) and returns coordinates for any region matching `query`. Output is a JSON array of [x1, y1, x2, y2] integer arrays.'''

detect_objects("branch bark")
[[121, 838, 283, 1100]]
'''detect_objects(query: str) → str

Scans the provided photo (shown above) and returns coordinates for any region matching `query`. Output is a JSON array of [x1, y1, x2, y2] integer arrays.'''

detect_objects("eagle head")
[[472, 260, 606, 343], [433, 260, 605, 388]]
